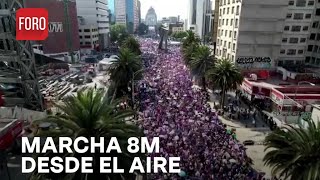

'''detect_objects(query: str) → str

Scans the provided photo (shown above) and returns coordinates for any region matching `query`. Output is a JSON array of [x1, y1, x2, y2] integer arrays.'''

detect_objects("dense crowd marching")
[[136, 39, 262, 180]]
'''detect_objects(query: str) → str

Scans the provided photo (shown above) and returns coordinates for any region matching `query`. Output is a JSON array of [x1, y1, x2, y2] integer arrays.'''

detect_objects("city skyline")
[[139, 0, 187, 20]]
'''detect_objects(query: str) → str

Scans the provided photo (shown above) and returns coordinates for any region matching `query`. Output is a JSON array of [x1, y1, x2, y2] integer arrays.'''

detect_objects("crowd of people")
[[136, 39, 262, 179]]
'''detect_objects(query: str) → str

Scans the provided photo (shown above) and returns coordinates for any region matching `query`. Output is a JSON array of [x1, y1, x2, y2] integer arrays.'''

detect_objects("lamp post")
[[289, 81, 315, 122], [131, 69, 144, 109]]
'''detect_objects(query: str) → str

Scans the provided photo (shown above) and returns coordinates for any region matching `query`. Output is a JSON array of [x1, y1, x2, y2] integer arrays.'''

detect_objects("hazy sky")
[[139, 0, 188, 20]]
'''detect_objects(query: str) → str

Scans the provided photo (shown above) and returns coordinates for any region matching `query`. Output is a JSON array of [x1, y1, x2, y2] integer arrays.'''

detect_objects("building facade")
[[187, 0, 212, 39], [216, 0, 288, 69], [145, 7, 158, 26], [26, 0, 80, 62], [76, 0, 110, 49], [108, 0, 116, 23], [79, 25, 99, 53], [115, 0, 139, 33], [216, 0, 320, 69]]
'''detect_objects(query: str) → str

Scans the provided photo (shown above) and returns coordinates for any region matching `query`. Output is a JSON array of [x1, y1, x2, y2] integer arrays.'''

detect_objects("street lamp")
[[131, 69, 144, 109]]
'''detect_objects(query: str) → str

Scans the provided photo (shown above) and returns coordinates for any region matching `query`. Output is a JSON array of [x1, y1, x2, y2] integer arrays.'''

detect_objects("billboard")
[[26, 0, 80, 54]]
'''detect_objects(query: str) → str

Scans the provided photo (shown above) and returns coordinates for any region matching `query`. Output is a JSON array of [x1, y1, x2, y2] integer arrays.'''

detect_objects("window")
[[228, 42, 231, 48], [310, 33, 316, 40], [300, 38, 306, 42], [236, 6, 239, 15], [316, 33, 320, 40], [313, 45, 319, 52], [85, 42, 91, 45], [226, 19, 229, 25], [289, 38, 299, 43], [282, 38, 288, 42], [280, 49, 285, 54], [298, 50, 304, 54], [235, 19, 239, 27], [223, 8, 225, 14], [286, 13, 292, 18], [231, 19, 233, 26], [303, 26, 309, 31], [305, 14, 312, 19], [293, 13, 303, 19], [85, 35, 90, 39], [308, 1, 314, 5], [296, 0, 306, 6], [225, 30, 228, 36], [229, 31, 232, 37], [222, 19, 225, 25], [316, 8, 320, 16], [231, 55, 234, 61], [305, 56, 311, 63], [79, 30, 82, 32], [227, 7, 229, 14], [291, 26, 301, 32], [308, 45, 313, 51], [228, 0, 230, 4], [79, 36, 82, 39], [284, 26, 290, 31], [232, 7, 234, 14], [288, 0, 294, 5], [287, 49, 297, 55], [232, 43, 235, 51], [234, 31, 237, 39], [84, 29, 90, 32], [312, 21, 319, 28]]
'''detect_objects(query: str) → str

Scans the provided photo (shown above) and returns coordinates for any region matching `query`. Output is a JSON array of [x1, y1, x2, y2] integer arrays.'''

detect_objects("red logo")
[[16, 8, 48, 40]]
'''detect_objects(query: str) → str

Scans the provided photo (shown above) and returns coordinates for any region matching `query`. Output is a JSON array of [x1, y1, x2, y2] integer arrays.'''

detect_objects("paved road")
[[0, 154, 28, 180]]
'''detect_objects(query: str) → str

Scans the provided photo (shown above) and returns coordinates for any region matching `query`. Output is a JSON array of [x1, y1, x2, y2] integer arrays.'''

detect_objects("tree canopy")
[[110, 24, 129, 44]]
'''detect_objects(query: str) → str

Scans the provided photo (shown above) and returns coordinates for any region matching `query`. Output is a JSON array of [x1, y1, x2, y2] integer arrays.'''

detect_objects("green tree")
[[263, 119, 320, 180], [182, 30, 200, 49], [171, 31, 188, 40], [109, 48, 142, 102], [122, 36, 142, 55], [31, 88, 143, 180], [137, 23, 148, 35], [110, 24, 129, 44], [206, 59, 243, 107], [182, 42, 199, 66], [190, 45, 215, 91]]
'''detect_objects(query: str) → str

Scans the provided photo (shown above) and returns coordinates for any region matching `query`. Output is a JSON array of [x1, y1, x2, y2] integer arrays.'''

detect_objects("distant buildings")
[[187, 0, 212, 39], [114, 0, 140, 33], [75, 0, 110, 49], [145, 7, 158, 26], [108, 0, 116, 23]]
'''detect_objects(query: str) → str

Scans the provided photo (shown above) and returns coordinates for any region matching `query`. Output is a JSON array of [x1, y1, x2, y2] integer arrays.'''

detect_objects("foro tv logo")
[[16, 8, 48, 40]]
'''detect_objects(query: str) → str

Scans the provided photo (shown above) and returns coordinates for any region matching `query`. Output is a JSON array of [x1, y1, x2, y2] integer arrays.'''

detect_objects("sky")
[[139, 0, 188, 20]]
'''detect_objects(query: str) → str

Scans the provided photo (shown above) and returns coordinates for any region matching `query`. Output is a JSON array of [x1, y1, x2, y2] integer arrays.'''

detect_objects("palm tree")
[[206, 58, 243, 107], [182, 30, 200, 49], [182, 42, 199, 66], [31, 88, 143, 180], [122, 36, 141, 55], [263, 119, 320, 180], [109, 48, 142, 102], [189, 45, 215, 91]]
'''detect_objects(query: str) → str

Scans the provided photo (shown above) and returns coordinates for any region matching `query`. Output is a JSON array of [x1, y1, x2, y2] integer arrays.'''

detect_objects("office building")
[[216, 0, 288, 69], [145, 7, 158, 26], [108, 0, 116, 23], [79, 25, 100, 54], [75, 0, 110, 49], [115, 0, 140, 33], [26, 0, 80, 62], [138, 0, 142, 24], [187, 0, 212, 39]]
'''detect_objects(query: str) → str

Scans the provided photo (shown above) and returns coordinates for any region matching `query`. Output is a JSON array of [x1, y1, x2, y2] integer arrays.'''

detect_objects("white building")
[[187, 0, 212, 39], [75, 0, 110, 49], [216, 0, 288, 69], [79, 25, 99, 54], [115, 0, 127, 25], [278, 0, 315, 66], [114, 0, 140, 33]]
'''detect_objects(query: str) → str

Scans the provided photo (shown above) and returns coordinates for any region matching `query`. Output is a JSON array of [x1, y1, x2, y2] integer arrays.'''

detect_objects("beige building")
[[79, 25, 99, 53]]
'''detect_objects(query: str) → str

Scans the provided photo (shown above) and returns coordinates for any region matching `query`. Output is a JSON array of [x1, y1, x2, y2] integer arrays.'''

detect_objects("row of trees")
[[182, 30, 320, 180], [181, 30, 243, 107], [30, 36, 144, 179]]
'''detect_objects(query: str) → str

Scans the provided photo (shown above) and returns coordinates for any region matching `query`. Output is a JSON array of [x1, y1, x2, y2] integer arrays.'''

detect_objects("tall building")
[[115, 0, 140, 33], [26, 0, 80, 62], [187, 0, 212, 39], [216, 0, 320, 69], [138, 0, 142, 24], [145, 7, 158, 26], [108, 0, 116, 23], [75, 0, 110, 49]]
